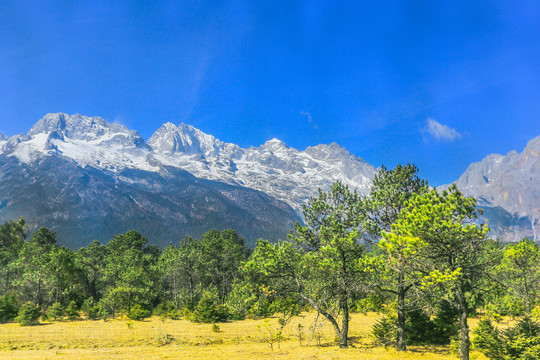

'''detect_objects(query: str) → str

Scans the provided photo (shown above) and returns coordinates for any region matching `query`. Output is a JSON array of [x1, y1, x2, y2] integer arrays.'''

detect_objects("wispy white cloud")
[[423, 118, 462, 142], [301, 110, 318, 129], [300, 110, 312, 123]]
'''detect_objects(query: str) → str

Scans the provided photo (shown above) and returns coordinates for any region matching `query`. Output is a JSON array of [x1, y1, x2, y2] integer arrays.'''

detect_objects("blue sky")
[[1, 1, 539, 186]]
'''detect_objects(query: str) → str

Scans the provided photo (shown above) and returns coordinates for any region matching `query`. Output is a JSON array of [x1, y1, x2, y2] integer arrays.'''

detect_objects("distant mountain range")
[[0, 113, 375, 247], [0, 113, 537, 247]]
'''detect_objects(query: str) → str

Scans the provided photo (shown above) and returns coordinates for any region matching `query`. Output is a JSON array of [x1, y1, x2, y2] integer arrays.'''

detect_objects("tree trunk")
[[300, 293, 346, 348], [339, 296, 349, 348], [396, 271, 407, 351], [458, 291, 470, 360]]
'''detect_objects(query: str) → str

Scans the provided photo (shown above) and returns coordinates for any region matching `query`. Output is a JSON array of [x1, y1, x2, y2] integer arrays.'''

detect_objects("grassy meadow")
[[0, 312, 490, 360]]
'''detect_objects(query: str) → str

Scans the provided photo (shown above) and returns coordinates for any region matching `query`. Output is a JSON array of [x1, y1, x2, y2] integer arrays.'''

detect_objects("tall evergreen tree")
[[365, 163, 429, 350]]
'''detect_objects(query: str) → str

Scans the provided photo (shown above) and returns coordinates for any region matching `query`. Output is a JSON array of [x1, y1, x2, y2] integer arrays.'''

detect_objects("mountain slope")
[[448, 135, 540, 241], [0, 154, 299, 248]]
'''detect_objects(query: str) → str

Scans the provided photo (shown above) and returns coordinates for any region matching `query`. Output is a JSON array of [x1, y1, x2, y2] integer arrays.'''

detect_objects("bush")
[[0, 294, 19, 323], [154, 302, 181, 320], [65, 300, 80, 321], [192, 290, 230, 323], [48, 302, 65, 321], [371, 303, 459, 348], [473, 317, 540, 360], [128, 304, 151, 321], [372, 316, 396, 348], [97, 297, 115, 320], [16, 302, 41, 326], [431, 300, 459, 345], [504, 317, 540, 360], [157, 333, 175, 346], [472, 318, 504, 360], [81, 298, 100, 320]]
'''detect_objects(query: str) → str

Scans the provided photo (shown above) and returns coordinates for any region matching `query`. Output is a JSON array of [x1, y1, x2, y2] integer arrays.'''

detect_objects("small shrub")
[[16, 302, 41, 326], [157, 333, 175, 346], [0, 294, 19, 323], [65, 300, 80, 321], [473, 317, 540, 360], [212, 323, 221, 332], [81, 298, 100, 320], [155, 302, 181, 320], [128, 304, 151, 321], [472, 318, 504, 360], [431, 300, 459, 345], [97, 297, 115, 320], [406, 308, 433, 345], [297, 323, 304, 346], [48, 302, 65, 321], [504, 317, 540, 360], [372, 316, 396, 348], [192, 290, 230, 323]]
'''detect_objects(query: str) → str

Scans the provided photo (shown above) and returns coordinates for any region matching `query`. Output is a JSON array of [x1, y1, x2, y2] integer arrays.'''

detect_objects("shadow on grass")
[[405, 345, 451, 355]]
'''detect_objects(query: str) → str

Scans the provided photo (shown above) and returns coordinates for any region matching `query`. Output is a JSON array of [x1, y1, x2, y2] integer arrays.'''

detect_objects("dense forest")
[[1, 164, 539, 360]]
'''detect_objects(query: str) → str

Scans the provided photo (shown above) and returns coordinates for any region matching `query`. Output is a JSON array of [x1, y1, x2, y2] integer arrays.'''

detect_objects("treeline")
[[0, 225, 251, 324], [0, 164, 539, 360]]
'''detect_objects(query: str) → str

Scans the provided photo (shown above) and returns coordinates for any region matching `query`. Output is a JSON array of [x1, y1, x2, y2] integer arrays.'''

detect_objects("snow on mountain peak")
[[149, 122, 242, 159], [28, 113, 143, 143], [3, 113, 377, 214], [261, 138, 288, 152], [5, 113, 153, 172], [149, 122, 204, 155]]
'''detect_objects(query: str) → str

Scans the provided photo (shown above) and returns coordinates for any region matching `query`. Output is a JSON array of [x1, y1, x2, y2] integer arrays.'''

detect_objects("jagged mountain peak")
[[263, 138, 286, 145], [304, 141, 363, 163], [149, 122, 241, 158], [5, 113, 151, 171], [260, 138, 289, 152], [0, 132, 7, 141], [28, 113, 143, 144], [150, 122, 211, 155], [5, 112, 377, 217]]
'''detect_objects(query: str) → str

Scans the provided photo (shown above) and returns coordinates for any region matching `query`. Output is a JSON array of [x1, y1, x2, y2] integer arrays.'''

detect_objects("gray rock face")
[[448, 135, 540, 241]]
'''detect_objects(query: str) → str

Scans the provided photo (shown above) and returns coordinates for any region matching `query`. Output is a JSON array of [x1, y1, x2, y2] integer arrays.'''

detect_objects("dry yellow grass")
[[0, 312, 489, 359]]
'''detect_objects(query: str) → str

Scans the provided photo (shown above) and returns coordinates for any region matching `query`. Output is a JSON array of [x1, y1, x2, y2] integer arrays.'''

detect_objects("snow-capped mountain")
[[0, 113, 375, 247], [5, 113, 376, 214], [3, 112, 536, 246], [446, 135, 540, 241], [148, 122, 376, 212], [6, 113, 155, 172]]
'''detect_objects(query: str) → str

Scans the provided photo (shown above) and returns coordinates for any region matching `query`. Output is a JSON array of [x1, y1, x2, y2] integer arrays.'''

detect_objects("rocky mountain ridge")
[[5, 113, 377, 213], [0, 112, 537, 245], [0, 113, 375, 247]]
